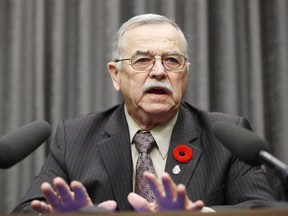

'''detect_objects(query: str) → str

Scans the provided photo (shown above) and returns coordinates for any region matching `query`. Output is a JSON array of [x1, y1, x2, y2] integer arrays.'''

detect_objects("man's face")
[[108, 23, 189, 121]]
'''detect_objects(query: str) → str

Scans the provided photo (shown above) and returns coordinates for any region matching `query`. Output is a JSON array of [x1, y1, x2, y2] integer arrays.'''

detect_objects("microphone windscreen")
[[212, 121, 270, 166], [0, 120, 51, 168]]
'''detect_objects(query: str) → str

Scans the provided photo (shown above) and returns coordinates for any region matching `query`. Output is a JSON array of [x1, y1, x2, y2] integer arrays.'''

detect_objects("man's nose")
[[150, 57, 166, 75]]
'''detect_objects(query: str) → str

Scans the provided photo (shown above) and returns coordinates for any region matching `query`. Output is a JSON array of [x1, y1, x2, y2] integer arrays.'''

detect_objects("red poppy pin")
[[173, 144, 193, 163]]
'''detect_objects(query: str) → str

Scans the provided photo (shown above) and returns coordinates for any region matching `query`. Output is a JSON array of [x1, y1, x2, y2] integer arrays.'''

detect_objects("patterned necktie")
[[133, 130, 156, 202]]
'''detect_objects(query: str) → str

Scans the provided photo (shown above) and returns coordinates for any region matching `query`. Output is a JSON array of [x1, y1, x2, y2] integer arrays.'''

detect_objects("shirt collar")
[[124, 105, 178, 159]]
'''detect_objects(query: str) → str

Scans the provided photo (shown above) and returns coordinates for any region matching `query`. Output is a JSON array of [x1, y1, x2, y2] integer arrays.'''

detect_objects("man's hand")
[[31, 177, 117, 213], [128, 172, 204, 212]]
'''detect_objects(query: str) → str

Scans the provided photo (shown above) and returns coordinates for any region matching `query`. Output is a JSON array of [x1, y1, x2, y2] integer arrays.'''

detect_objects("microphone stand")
[[259, 150, 288, 201]]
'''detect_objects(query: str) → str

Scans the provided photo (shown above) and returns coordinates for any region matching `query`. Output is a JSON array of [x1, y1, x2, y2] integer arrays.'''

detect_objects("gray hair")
[[111, 14, 189, 62]]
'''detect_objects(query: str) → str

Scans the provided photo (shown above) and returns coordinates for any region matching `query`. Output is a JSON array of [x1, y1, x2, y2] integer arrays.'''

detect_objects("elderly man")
[[12, 14, 275, 214]]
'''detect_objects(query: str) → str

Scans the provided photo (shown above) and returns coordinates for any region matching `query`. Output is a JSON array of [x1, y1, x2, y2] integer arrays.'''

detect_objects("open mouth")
[[146, 87, 171, 95]]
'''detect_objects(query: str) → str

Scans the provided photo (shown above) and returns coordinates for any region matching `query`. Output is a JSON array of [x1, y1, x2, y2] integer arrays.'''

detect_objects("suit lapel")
[[97, 105, 133, 211], [96, 104, 203, 209], [165, 105, 203, 186]]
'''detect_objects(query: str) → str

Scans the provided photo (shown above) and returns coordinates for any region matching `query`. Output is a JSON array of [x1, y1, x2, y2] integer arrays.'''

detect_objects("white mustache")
[[142, 81, 173, 93]]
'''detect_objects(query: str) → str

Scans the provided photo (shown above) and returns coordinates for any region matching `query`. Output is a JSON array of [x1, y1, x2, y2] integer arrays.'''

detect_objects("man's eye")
[[135, 58, 152, 63], [165, 57, 180, 64]]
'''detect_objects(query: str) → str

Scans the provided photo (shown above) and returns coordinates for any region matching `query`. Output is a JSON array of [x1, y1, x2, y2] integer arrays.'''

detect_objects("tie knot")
[[133, 131, 156, 154]]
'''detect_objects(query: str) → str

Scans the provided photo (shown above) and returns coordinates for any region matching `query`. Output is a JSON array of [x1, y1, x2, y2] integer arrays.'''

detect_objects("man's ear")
[[186, 62, 191, 71], [107, 62, 120, 91]]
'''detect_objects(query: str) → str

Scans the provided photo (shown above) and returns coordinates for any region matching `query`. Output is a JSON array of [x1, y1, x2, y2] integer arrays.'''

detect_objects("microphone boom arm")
[[259, 150, 288, 200]]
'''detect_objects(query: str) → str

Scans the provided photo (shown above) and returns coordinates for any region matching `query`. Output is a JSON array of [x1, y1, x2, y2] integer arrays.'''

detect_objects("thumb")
[[97, 200, 117, 211], [127, 193, 152, 212]]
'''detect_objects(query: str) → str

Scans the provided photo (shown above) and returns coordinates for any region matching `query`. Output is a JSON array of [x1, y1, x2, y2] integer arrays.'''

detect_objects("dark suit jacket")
[[12, 102, 275, 213]]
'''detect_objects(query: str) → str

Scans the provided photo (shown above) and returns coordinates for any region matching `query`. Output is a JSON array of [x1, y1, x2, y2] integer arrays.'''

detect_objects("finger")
[[71, 181, 92, 206], [97, 200, 117, 211], [41, 182, 63, 209], [54, 177, 74, 204], [161, 172, 177, 200], [144, 172, 164, 199], [31, 200, 53, 213], [127, 192, 152, 212], [190, 200, 205, 211], [175, 184, 188, 209], [175, 184, 204, 211]]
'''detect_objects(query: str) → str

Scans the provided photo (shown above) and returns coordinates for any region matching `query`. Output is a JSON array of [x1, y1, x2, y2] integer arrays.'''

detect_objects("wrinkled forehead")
[[121, 23, 186, 56]]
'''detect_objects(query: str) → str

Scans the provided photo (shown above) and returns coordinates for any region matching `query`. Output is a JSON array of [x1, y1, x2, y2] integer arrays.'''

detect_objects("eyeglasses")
[[114, 54, 188, 72]]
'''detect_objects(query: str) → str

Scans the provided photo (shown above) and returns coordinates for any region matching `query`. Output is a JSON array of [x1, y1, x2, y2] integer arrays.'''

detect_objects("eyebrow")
[[133, 50, 150, 56], [133, 50, 182, 56], [164, 51, 182, 55]]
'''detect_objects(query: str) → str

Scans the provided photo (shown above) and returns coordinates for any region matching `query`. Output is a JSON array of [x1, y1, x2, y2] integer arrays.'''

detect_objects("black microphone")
[[0, 120, 51, 169], [212, 121, 270, 166], [212, 121, 288, 200]]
